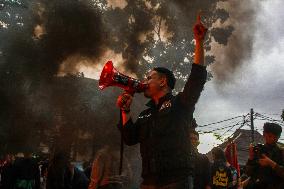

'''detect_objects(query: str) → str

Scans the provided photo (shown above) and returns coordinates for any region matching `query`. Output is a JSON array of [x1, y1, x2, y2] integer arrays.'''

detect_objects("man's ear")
[[160, 77, 167, 87]]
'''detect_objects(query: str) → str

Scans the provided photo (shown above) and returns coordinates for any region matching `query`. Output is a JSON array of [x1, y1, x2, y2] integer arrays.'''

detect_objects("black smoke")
[[210, 0, 260, 83], [0, 0, 259, 156]]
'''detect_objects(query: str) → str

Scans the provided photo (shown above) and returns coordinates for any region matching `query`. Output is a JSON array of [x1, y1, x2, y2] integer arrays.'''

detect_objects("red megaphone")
[[99, 61, 148, 94]]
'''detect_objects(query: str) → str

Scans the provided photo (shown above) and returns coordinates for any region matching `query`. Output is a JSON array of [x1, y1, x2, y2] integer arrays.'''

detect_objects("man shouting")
[[117, 16, 208, 189]]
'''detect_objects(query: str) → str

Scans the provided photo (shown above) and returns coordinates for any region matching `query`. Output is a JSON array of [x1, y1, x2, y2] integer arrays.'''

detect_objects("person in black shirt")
[[211, 147, 238, 189], [189, 129, 211, 189], [0, 154, 15, 189], [46, 151, 89, 189], [117, 17, 208, 189], [245, 122, 284, 189], [13, 152, 40, 189]]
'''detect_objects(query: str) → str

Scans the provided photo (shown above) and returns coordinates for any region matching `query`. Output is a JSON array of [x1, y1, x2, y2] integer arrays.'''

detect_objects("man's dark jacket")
[[118, 64, 207, 185]]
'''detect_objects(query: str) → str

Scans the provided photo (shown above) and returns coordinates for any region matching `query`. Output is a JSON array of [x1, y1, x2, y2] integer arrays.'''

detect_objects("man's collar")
[[146, 92, 173, 108]]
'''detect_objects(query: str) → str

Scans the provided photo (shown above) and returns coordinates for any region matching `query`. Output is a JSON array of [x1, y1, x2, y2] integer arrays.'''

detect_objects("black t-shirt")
[[211, 161, 238, 189]]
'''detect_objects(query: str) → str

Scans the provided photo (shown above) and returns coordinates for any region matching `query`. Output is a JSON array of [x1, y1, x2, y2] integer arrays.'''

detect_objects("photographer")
[[245, 122, 284, 189]]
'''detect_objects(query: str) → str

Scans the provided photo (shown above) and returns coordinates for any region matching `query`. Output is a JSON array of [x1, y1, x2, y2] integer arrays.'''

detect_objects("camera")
[[253, 143, 267, 160]]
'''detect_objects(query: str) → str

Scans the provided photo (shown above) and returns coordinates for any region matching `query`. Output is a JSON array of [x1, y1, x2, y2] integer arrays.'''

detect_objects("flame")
[[33, 24, 45, 39], [107, 0, 127, 9], [57, 49, 138, 80]]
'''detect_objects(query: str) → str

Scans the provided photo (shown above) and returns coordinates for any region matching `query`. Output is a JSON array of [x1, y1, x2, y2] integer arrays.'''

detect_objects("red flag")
[[225, 142, 240, 176]]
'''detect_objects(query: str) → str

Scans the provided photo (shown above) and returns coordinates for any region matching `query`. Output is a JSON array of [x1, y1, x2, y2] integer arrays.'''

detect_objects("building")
[[206, 129, 264, 166]]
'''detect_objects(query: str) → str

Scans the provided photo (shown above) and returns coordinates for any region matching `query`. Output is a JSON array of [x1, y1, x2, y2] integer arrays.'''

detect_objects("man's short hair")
[[263, 122, 282, 138], [153, 67, 176, 89]]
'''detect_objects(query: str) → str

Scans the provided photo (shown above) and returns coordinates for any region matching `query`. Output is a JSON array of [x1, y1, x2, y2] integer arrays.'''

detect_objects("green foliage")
[[213, 132, 224, 142]]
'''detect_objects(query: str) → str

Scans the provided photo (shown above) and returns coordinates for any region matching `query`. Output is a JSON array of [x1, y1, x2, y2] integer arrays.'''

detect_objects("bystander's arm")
[[88, 154, 104, 189], [259, 154, 284, 179]]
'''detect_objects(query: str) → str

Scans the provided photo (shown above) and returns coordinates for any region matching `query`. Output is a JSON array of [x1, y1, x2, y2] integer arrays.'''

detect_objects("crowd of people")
[[190, 122, 284, 189], [0, 13, 283, 189], [0, 121, 283, 189]]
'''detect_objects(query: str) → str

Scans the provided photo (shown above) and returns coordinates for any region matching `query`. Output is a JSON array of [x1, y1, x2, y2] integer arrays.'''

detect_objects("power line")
[[198, 115, 244, 128], [198, 119, 241, 132], [198, 118, 241, 130], [198, 121, 243, 134], [198, 114, 253, 136], [255, 112, 283, 122], [256, 112, 281, 116], [254, 113, 284, 125], [221, 118, 249, 136], [254, 117, 284, 126], [226, 122, 248, 139], [197, 111, 284, 138]]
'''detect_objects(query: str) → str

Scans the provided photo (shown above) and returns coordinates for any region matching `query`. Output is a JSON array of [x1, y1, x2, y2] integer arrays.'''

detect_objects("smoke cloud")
[[210, 0, 260, 83], [0, 0, 262, 159]]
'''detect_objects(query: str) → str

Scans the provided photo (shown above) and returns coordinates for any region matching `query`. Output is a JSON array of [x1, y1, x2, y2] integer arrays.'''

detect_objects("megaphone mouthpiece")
[[99, 61, 147, 94]]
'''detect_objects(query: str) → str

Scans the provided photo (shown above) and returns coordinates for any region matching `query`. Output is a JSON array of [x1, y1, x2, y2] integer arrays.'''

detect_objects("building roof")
[[206, 129, 264, 165]]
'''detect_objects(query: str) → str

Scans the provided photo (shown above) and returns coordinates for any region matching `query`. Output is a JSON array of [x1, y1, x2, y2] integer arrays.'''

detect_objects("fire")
[[33, 24, 45, 39], [57, 49, 138, 80], [106, 0, 127, 9]]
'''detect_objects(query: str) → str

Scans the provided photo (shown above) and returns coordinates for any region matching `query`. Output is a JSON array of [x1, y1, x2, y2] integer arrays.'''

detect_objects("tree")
[[0, 0, 233, 156]]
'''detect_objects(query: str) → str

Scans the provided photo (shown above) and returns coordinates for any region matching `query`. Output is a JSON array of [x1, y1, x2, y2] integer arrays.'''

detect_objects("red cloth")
[[225, 142, 240, 176]]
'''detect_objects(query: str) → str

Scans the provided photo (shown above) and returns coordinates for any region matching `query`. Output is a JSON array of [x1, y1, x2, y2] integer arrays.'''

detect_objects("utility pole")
[[250, 108, 254, 143]]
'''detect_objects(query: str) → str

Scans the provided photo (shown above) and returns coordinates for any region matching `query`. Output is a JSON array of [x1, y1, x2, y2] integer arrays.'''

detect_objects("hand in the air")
[[193, 12, 208, 41]]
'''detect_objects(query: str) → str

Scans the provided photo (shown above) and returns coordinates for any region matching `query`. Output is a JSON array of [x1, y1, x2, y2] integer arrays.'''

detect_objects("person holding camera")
[[245, 122, 284, 189]]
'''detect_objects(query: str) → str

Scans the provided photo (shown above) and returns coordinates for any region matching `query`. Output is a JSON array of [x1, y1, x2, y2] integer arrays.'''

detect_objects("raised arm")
[[259, 154, 284, 179], [178, 13, 208, 109], [194, 13, 207, 66]]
